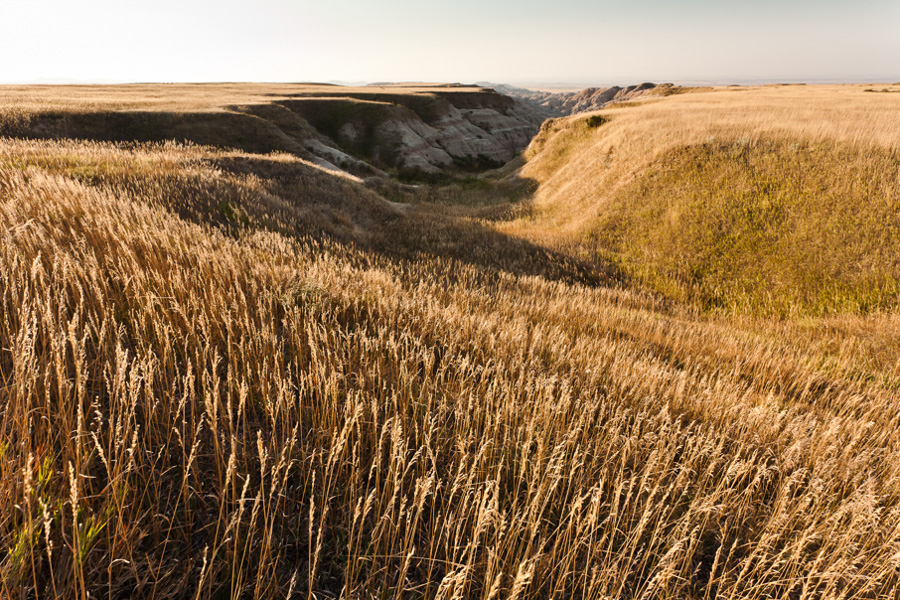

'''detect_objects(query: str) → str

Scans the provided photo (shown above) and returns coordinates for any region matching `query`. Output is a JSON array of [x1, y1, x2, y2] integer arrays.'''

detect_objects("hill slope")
[[0, 83, 542, 177], [509, 84, 900, 314]]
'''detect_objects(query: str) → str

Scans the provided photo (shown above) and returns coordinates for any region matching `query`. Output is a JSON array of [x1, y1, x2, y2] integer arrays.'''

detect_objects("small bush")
[[585, 114, 609, 128]]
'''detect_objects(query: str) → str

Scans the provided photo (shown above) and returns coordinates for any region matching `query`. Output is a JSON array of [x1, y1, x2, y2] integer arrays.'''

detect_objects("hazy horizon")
[[2, 0, 900, 85]]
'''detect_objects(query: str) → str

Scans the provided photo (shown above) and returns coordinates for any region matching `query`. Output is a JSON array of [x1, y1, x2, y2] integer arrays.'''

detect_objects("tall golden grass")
[[1, 84, 900, 598]]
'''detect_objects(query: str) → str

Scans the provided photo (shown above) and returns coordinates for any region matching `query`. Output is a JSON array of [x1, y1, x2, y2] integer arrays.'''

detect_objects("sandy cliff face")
[[284, 89, 540, 174]]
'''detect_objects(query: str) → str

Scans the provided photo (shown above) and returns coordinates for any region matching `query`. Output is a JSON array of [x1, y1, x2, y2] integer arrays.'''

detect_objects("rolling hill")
[[506, 83, 900, 314]]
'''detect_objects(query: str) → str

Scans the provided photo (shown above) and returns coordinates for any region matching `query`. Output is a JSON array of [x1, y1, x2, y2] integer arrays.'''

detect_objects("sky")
[[2, 0, 899, 86]]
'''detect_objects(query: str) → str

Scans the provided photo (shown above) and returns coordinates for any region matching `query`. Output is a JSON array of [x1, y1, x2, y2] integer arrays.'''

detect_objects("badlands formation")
[[0, 81, 670, 178]]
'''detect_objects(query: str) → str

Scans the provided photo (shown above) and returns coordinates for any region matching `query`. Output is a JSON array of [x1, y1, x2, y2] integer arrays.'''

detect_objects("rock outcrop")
[[483, 82, 680, 117], [283, 89, 541, 174]]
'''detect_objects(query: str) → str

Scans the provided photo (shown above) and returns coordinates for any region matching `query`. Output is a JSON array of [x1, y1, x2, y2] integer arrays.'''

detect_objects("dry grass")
[[0, 83, 486, 115], [509, 84, 900, 314], [1, 85, 900, 599]]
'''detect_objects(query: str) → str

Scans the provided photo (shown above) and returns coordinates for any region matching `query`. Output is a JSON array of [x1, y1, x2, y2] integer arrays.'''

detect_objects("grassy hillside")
[[1, 86, 900, 599], [513, 84, 900, 315]]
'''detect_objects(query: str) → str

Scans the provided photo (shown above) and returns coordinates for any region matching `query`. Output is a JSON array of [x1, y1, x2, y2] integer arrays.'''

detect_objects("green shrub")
[[585, 114, 609, 128]]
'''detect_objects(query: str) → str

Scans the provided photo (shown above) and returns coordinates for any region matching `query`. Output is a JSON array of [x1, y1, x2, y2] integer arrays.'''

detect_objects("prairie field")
[[1, 84, 900, 599]]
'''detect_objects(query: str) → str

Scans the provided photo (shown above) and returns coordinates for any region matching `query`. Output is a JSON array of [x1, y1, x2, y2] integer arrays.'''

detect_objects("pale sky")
[[2, 0, 899, 85]]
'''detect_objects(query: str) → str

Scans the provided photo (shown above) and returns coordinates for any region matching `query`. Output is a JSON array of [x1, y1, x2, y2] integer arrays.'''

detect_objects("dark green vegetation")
[[585, 114, 609, 128]]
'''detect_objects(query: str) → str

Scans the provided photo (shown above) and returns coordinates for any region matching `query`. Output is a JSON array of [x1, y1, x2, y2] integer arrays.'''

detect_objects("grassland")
[[511, 84, 900, 315], [1, 84, 900, 599]]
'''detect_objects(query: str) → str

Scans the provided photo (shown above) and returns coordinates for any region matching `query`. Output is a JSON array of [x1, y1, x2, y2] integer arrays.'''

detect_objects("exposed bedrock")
[[283, 90, 540, 174], [485, 82, 673, 117]]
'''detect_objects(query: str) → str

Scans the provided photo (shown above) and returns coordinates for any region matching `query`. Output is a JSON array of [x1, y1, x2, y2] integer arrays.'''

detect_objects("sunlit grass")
[[2, 83, 900, 599], [510, 84, 900, 315]]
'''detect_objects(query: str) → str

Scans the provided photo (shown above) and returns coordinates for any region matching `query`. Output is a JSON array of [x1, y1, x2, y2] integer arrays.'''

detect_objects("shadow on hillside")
[[208, 153, 622, 287], [382, 205, 622, 287], [1, 110, 311, 156], [5, 112, 622, 288], [223, 156, 622, 287]]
